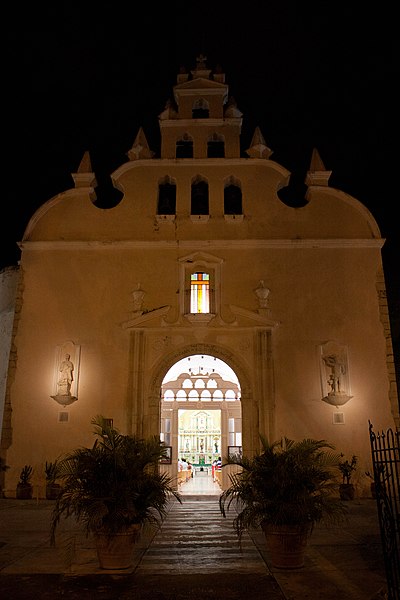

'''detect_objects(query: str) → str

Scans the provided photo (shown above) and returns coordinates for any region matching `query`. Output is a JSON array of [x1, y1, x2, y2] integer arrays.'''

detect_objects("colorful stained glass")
[[190, 272, 210, 313]]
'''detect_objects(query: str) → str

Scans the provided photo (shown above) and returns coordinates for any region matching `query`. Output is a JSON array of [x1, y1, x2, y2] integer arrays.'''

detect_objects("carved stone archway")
[[145, 343, 257, 456]]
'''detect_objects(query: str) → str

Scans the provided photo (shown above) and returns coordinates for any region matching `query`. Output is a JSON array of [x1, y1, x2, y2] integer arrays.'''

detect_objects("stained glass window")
[[190, 272, 210, 313]]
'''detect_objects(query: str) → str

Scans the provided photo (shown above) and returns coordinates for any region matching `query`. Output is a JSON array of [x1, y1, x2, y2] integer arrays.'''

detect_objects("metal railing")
[[369, 422, 400, 600]]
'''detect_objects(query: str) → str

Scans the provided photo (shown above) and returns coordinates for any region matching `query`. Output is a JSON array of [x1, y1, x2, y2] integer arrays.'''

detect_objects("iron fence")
[[369, 422, 400, 600]]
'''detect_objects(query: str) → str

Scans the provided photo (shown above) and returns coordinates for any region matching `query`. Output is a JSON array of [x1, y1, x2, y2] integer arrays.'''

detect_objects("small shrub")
[[18, 465, 33, 485], [45, 461, 59, 482], [338, 454, 357, 484]]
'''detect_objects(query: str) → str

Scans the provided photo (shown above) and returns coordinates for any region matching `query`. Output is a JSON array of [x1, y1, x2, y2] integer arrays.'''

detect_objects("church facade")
[[1, 56, 398, 497]]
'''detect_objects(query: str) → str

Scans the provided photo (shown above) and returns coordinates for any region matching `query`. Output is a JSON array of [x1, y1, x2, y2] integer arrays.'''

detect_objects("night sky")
[[3, 3, 398, 383]]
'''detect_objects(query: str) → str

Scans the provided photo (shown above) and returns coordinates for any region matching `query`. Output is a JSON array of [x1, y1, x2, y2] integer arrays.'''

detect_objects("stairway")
[[135, 497, 268, 575]]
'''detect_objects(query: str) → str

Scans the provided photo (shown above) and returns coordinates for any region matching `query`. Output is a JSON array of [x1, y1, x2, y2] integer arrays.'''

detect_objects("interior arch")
[[158, 352, 243, 493]]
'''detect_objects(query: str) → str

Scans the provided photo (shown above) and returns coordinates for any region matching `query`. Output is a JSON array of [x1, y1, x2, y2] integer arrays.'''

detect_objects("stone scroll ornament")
[[51, 344, 80, 406], [320, 342, 352, 407]]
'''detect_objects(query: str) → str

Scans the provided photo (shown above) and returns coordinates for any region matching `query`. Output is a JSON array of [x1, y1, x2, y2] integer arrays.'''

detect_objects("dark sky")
[[3, 3, 398, 378]]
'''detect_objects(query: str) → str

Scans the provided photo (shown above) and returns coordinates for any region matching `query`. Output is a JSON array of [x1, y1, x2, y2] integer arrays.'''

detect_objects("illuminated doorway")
[[160, 354, 242, 492]]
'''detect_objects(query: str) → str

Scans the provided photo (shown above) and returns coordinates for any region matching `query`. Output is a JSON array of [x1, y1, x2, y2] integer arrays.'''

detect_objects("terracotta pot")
[[46, 483, 61, 500], [339, 483, 355, 501], [262, 523, 311, 569], [94, 524, 141, 569], [16, 483, 33, 500]]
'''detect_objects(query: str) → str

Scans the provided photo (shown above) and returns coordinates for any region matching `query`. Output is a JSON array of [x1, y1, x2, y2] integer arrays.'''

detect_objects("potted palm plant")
[[219, 436, 347, 568], [338, 454, 357, 500], [16, 465, 33, 499], [50, 415, 181, 569], [45, 460, 61, 500]]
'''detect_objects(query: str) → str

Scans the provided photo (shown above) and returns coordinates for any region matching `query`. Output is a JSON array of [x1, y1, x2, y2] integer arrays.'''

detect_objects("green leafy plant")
[[338, 454, 357, 484], [18, 465, 33, 485], [50, 415, 182, 545], [45, 460, 61, 500], [219, 436, 347, 543], [45, 461, 59, 483]]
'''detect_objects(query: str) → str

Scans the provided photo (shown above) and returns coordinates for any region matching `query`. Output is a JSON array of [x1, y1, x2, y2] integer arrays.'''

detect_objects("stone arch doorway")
[[159, 354, 242, 493]]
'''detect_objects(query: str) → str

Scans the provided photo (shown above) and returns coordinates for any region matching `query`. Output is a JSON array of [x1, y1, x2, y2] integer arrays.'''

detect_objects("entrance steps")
[[135, 498, 267, 574]]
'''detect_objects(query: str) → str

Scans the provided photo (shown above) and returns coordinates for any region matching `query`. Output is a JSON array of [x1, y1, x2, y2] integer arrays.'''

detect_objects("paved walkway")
[[0, 473, 390, 599]]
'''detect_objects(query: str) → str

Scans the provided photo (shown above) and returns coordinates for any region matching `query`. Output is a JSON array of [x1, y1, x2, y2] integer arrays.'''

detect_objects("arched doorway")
[[160, 354, 242, 493]]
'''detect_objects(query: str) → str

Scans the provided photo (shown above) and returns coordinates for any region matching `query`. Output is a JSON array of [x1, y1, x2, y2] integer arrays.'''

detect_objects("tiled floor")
[[179, 470, 221, 495], [0, 491, 389, 599]]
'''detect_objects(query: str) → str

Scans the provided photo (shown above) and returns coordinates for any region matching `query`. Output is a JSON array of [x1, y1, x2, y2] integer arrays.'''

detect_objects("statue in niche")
[[57, 353, 74, 396], [51, 348, 79, 406], [323, 354, 346, 394], [321, 349, 352, 407]]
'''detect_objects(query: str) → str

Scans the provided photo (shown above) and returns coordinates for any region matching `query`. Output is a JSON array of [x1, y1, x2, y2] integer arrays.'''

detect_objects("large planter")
[[94, 525, 141, 569], [262, 523, 311, 569], [46, 483, 61, 500], [16, 483, 33, 500], [339, 483, 355, 501]]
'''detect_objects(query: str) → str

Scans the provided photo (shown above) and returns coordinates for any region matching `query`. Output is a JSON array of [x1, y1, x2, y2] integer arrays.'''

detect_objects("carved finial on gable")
[[159, 99, 178, 121], [177, 65, 189, 83], [254, 279, 271, 317], [305, 148, 332, 187], [245, 127, 273, 159], [224, 97, 243, 118], [78, 150, 92, 173], [196, 54, 207, 69], [72, 150, 97, 189], [127, 127, 155, 161], [131, 282, 146, 315], [213, 63, 225, 83], [191, 53, 212, 79]]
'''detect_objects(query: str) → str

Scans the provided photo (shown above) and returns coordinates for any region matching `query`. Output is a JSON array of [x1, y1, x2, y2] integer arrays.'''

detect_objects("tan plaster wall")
[[3, 155, 397, 498]]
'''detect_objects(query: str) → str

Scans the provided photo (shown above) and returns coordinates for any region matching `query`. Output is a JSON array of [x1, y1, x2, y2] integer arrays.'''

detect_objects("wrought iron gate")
[[369, 422, 400, 600]]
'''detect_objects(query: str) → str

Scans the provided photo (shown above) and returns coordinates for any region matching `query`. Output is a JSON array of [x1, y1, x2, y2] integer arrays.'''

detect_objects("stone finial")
[[72, 151, 97, 188], [224, 97, 243, 118], [305, 148, 332, 187], [213, 63, 225, 83], [127, 128, 155, 161], [131, 283, 145, 313], [245, 127, 273, 159], [254, 280, 271, 309], [159, 99, 178, 120], [177, 65, 189, 83], [196, 54, 207, 69], [77, 150, 92, 173], [191, 53, 212, 79]]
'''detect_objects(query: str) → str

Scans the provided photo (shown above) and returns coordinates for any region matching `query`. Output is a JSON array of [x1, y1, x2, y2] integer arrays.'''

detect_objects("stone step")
[[135, 500, 268, 575]]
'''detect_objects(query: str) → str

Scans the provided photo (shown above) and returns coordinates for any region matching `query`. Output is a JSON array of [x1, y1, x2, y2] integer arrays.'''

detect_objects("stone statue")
[[323, 354, 345, 394], [57, 353, 74, 395]]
